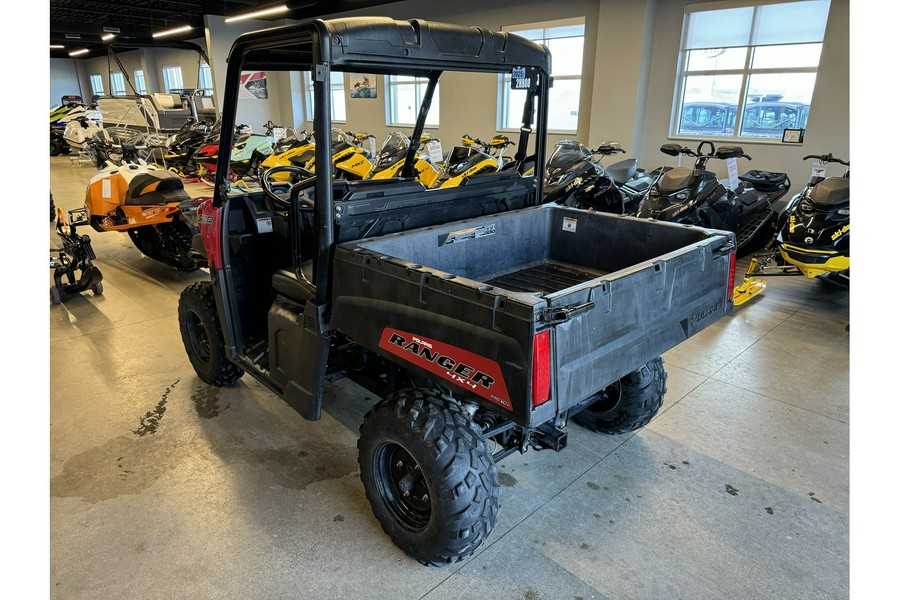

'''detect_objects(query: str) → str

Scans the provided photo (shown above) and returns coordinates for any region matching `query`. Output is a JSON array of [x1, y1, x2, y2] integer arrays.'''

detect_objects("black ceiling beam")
[[50, 20, 153, 38], [65, 0, 195, 16]]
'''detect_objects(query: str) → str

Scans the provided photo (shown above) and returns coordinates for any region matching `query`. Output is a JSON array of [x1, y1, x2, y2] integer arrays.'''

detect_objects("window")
[[89, 74, 104, 97], [110, 72, 126, 96], [499, 18, 585, 132], [673, 0, 831, 140], [199, 64, 214, 96], [304, 71, 347, 122], [385, 75, 439, 127], [133, 69, 146, 94], [162, 65, 184, 93]]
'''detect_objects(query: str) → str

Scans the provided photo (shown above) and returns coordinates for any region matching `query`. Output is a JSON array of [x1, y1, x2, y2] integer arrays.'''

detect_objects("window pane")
[[90, 74, 104, 96], [332, 90, 347, 121], [547, 37, 584, 76], [547, 78, 580, 131], [116, 73, 126, 95], [752, 43, 822, 69], [740, 73, 816, 137], [426, 89, 439, 127], [681, 74, 743, 106], [685, 7, 753, 49], [503, 87, 528, 130], [752, 0, 831, 45], [134, 70, 146, 94], [678, 74, 742, 136], [686, 47, 748, 71], [394, 84, 417, 124]]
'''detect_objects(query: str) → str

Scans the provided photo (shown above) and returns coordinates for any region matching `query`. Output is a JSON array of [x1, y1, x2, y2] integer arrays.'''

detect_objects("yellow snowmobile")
[[364, 131, 440, 187], [430, 134, 514, 189], [733, 153, 849, 305]]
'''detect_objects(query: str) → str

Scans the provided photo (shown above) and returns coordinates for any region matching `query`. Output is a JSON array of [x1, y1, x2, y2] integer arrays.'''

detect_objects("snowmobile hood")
[[809, 177, 849, 207], [657, 167, 696, 193]]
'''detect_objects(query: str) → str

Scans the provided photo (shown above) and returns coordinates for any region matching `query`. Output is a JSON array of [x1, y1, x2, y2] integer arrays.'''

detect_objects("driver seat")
[[272, 261, 315, 303]]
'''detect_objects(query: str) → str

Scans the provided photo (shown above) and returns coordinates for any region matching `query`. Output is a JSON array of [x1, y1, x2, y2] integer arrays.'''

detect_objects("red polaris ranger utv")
[[178, 17, 737, 566]]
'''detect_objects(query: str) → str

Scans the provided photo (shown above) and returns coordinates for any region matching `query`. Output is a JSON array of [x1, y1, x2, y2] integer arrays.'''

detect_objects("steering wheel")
[[260, 165, 315, 210]]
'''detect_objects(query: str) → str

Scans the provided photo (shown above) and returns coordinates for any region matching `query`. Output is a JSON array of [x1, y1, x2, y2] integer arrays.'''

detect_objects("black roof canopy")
[[235, 17, 552, 76]]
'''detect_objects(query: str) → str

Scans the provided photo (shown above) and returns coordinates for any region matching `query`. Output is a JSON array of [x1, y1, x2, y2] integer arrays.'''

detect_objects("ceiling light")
[[69, 49, 90, 56], [225, 4, 289, 22], [152, 24, 193, 38], [102, 33, 115, 41], [50, 44, 65, 49]]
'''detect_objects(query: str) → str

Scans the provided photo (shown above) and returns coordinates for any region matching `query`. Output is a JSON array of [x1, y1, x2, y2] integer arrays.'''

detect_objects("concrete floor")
[[49, 154, 849, 599]]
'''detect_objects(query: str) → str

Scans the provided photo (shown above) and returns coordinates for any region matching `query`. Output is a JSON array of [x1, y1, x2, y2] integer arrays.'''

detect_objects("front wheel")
[[358, 389, 500, 567], [572, 357, 667, 434], [178, 282, 243, 385]]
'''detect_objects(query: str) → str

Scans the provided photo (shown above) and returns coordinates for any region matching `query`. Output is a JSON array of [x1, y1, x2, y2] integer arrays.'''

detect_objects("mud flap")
[[281, 300, 330, 421]]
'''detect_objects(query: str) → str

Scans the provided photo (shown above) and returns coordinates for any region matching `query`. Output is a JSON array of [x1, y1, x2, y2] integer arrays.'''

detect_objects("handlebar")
[[593, 143, 626, 156], [803, 153, 849, 166]]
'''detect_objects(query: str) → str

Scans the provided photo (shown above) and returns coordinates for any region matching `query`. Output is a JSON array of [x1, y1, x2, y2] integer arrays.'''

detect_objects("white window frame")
[[671, 0, 830, 142], [384, 75, 439, 127], [89, 74, 104, 97], [162, 65, 184, 93], [199, 64, 214, 97], [110, 71, 126, 96], [304, 71, 347, 123], [498, 17, 585, 134], [133, 69, 146, 95]]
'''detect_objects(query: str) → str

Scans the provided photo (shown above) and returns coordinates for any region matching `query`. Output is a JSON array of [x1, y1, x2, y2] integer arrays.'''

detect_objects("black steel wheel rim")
[[587, 381, 622, 414], [373, 442, 432, 532], [186, 311, 211, 363]]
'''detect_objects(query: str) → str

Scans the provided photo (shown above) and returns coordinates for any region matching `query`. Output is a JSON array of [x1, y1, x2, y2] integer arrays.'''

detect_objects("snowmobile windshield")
[[374, 132, 409, 168], [546, 141, 591, 174]]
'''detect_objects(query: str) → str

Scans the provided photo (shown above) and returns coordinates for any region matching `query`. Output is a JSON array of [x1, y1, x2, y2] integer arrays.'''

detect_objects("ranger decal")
[[379, 328, 512, 410]]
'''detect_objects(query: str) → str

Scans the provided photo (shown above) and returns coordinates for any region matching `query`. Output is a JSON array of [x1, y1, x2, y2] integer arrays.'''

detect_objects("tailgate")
[[540, 218, 734, 413]]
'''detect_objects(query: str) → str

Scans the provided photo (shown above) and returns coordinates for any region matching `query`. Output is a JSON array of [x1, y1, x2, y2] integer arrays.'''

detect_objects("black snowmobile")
[[543, 140, 653, 215], [636, 141, 790, 254]]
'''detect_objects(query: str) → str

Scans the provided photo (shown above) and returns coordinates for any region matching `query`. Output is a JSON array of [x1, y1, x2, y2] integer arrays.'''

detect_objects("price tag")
[[510, 66, 535, 91], [368, 136, 377, 157], [811, 163, 827, 178], [426, 139, 443, 165], [726, 158, 740, 190]]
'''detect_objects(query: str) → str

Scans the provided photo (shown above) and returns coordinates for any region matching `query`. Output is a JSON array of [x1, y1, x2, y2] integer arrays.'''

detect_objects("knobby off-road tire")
[[178, 281, 243, 386], [358, 389, 500, 567], [573, 357, 667, 434]]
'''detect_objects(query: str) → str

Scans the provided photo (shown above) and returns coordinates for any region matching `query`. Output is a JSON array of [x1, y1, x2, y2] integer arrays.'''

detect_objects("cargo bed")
[[331, 204, 735, 427]]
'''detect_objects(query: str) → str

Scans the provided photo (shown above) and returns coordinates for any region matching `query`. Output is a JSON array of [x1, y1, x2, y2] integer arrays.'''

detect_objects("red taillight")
[[532, 330, 551, 407], [726, 251, 737, 301]]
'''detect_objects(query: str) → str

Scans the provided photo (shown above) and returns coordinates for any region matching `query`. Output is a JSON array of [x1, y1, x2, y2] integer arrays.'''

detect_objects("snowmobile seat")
[[739, 170, 788, 192], [124, 171, 191, 205]]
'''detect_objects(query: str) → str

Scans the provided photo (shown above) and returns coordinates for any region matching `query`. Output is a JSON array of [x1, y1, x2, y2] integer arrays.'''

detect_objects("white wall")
[[638, 0, 849, 189], [204, 14, 292, 132], [49, 59, 82, 107]]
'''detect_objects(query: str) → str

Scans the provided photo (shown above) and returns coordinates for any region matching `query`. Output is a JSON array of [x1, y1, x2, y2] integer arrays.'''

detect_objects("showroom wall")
[[639, 0, 849, 189], [50, 58, 83, 106], [48, 0, 849, 184]]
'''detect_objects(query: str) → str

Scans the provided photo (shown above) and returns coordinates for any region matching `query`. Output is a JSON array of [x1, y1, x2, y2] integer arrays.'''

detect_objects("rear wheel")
[[50, 139, 63, 156], [572, 357, 667, 434], [358, 389, 500, 566], [178, 281, 243, 385]]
